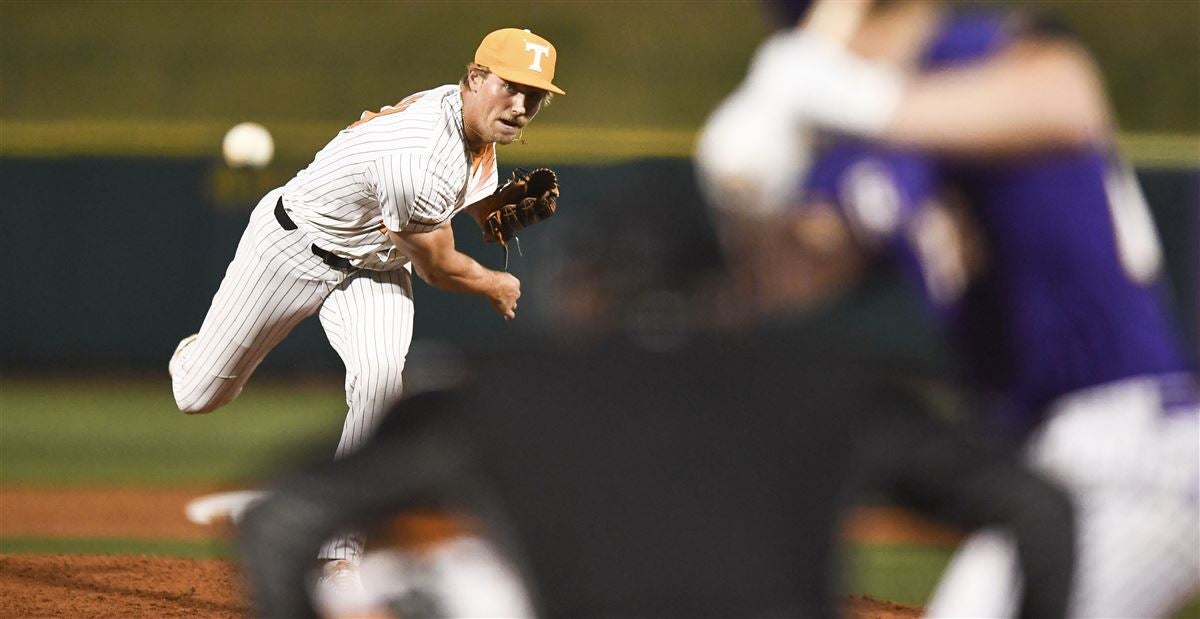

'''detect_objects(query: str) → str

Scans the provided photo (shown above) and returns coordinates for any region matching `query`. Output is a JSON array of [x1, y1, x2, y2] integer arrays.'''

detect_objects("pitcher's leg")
[[317, 266, 416, 560], [172, 191, 332, 414]]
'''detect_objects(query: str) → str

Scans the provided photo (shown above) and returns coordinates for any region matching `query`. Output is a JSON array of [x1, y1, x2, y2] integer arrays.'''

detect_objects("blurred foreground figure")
[[238, 334, 863, 618], [238, 331, 1075, 618], [699, 0, 1200, 616]]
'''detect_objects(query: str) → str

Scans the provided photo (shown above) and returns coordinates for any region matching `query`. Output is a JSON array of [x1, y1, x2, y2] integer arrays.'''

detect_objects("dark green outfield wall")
[[0, 156, 718, 371], [1, 157, 1195, 372]]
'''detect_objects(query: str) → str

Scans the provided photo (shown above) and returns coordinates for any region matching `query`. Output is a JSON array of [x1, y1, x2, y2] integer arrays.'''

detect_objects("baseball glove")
[[481, 167, 560, 248]]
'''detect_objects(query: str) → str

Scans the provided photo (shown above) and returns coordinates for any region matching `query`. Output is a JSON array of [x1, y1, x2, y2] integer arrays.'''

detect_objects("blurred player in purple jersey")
[[698, 0, 1199, 616]]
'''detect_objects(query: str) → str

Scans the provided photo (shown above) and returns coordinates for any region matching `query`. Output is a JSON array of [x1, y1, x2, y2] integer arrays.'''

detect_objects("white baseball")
[[222, 122, 275, 169]]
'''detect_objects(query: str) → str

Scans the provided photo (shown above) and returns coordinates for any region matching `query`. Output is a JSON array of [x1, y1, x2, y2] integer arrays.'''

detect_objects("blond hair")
[[461, 63, 553, 105]]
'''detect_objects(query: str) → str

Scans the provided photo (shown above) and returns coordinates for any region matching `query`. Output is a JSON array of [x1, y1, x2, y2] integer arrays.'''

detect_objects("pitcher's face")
[[465, 72, 546, 147]]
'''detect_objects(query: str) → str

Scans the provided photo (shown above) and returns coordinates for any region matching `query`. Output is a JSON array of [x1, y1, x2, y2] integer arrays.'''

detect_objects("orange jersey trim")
[[467, 144, 495, 200], [471, 144, 494, 176], [348, 92, 425, 129]]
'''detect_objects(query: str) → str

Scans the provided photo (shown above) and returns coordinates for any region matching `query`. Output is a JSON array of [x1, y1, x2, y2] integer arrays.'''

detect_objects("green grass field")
[[2, 378, 1197, 614], [0, 377, 345, 486]]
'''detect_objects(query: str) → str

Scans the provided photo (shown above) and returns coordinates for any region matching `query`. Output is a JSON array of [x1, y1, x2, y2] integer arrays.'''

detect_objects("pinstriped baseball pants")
[[171, 188, 414, 560]]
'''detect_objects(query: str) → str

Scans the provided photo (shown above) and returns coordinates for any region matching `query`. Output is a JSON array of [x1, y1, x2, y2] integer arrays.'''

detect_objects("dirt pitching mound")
[[0, 553, 920, 618], [1, 488, 943, 617], [0, 554, 248, 618], [843, 594, 924, 618]]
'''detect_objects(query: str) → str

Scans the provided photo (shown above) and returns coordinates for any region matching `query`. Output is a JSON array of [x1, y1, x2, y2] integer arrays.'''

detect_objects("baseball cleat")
[[315, 559, 373, 617], [184, 489, 267, 526]]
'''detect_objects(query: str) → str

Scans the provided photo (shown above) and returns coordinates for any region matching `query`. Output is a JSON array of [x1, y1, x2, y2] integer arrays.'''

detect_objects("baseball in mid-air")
[[222, 122, 274, 168]]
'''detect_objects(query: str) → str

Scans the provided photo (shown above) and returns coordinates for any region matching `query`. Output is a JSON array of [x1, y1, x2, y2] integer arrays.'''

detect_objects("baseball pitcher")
[[169, 27, 565, 592]]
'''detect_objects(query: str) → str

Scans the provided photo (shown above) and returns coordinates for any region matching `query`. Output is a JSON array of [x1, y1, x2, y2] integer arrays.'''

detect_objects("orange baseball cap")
[[474, 28, 566, 95]]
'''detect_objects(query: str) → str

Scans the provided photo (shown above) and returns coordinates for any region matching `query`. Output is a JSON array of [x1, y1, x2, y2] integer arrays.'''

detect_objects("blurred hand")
[[745, 29, 903, 137], [695, 27, 904, 219]]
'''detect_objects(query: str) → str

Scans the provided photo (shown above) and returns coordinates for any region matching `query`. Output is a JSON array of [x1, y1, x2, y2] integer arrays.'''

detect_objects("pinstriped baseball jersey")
[[282, 84, 498, 271]]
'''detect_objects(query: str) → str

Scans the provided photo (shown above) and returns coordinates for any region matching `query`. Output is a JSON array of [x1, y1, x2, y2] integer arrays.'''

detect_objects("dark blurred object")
[[238, 324, 1074, 618]]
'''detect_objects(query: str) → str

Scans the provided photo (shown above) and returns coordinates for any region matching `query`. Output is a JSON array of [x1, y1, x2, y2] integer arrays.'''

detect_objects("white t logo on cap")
[[525, 42, 550, 72]]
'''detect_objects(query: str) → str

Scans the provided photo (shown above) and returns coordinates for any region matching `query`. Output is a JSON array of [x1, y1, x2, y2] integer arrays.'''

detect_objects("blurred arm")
[[696, 10, 1111, 215], [885, 38, 1112, 155], [726, 26, 1111, 157], [389, 226, 520, 320]]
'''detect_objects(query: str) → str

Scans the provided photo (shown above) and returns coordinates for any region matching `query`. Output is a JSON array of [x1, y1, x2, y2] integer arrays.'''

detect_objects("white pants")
[[172, 188, 415, 560], [926, 376, 1200, 618]]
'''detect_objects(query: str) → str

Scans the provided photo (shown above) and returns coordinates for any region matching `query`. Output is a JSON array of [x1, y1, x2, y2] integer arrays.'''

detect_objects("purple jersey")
[[802, 11, 1193, 435]]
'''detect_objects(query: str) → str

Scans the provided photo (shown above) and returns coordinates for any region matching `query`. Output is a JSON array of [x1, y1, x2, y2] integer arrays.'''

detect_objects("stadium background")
[[1, 1, 1197, 616]]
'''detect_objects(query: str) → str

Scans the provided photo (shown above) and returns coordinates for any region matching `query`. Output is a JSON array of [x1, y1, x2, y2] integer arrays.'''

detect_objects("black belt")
[[274, 197, 355, 273]]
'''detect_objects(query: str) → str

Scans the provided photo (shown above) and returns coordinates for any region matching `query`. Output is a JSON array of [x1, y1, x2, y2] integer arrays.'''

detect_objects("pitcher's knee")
[[173, 379, 239, 415], [176, 397, 221, 415], [354, 361, 407, 405]]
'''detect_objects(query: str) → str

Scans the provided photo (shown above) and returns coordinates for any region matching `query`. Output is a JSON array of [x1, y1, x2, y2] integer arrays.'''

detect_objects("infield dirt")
[[1, 486, 941, 618]]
